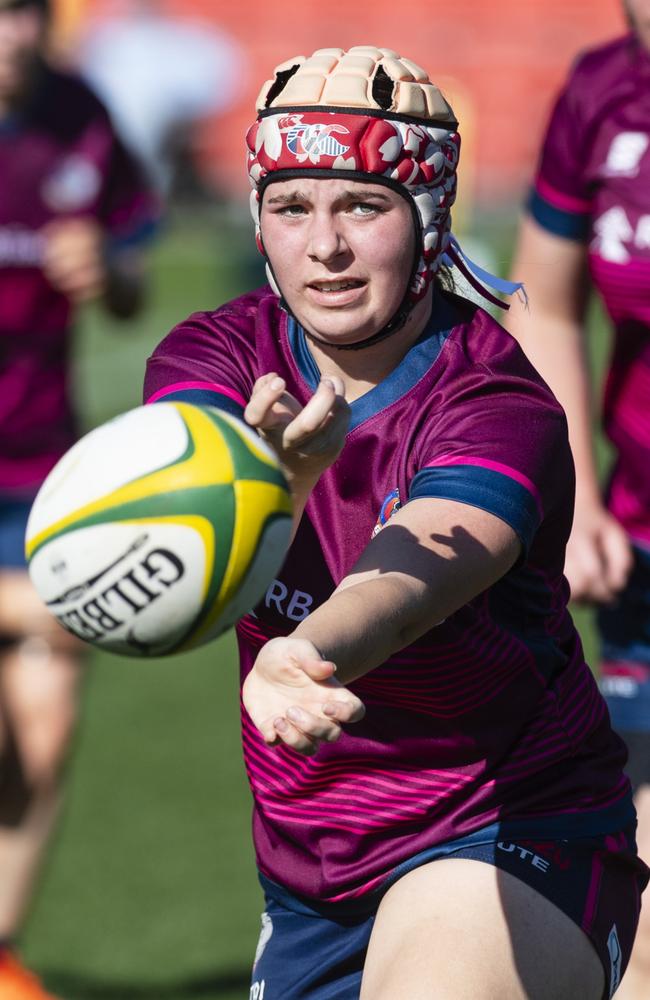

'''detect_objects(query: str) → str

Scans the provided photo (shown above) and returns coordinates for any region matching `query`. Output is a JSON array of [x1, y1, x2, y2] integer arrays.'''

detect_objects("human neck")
[[305, 290, 435, 402]]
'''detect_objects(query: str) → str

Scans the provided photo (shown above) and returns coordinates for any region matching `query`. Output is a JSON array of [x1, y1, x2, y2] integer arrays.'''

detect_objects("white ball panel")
[[29, 521, 207, 656], [26, 405, 190, 540]]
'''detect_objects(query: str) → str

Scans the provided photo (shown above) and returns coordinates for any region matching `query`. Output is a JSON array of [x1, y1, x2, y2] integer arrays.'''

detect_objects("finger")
[[245, 376, 302, 430], [600, 523, 633, 595], [322, 696, 366, 724], [244, 375, 285, 426], [257, 715, 283, 746], [282, 381, 349, 449], [273, 715, 320, 755], [299, 657, 337, 682], [286, 706, 342, 743]]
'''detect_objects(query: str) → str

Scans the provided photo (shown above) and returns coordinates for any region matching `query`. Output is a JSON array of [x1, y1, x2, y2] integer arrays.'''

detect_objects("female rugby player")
[[146, 46, 647, 999]]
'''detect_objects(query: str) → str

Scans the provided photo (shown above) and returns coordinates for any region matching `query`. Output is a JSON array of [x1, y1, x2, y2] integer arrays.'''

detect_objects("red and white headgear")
[[246, 46, 522, 347]]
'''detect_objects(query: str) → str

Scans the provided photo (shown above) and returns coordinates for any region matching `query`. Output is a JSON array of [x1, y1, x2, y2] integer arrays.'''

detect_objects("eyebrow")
[[265, 188, 394, 205]]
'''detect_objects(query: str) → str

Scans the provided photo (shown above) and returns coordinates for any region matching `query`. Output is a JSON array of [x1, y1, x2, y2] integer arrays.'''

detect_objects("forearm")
[[510, 311, 600, 502], [506, 217, 600, 504], [292, 574, 429, 683], [292, 501, 520, 684]]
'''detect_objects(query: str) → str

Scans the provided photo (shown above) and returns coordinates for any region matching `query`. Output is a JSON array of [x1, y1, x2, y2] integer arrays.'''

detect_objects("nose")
[[307, 211, 348, 264]]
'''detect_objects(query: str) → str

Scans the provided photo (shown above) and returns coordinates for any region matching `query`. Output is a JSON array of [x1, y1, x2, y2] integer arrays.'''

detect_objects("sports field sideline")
[[19, 205, 604, 1000]]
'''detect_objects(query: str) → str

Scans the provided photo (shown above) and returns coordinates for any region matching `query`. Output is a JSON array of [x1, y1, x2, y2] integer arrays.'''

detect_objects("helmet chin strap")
[[270, 266, 416, 351]]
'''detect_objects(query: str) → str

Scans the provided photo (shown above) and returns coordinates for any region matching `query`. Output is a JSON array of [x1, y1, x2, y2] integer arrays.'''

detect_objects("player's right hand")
[[244, 372, 350, 487], [565, 502, 633, 604], [243, 636, 365, 756]]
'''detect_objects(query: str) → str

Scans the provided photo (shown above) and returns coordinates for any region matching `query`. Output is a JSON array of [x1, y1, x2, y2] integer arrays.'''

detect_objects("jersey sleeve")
[[143, 309, 255, 418], [93, 108, 160, 251], [526, 60, 592, 241], [408, 360, 572, 556]]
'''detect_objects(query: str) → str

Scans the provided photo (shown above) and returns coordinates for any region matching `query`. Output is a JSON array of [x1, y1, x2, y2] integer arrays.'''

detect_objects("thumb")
[[299, 656, 337, 682]]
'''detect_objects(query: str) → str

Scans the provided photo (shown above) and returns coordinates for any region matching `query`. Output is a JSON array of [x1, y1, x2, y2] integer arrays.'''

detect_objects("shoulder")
[[445, 298, 561, 401], [570, 34, 638, 81], [30, 65, 112, 139], [436, 298, 569, 445], [562, 34, 640, 106]]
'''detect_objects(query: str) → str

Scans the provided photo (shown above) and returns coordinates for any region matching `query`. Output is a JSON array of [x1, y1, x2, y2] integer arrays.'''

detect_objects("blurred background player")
[[507, 2, 650, 996], [0, 0, 157, 995]]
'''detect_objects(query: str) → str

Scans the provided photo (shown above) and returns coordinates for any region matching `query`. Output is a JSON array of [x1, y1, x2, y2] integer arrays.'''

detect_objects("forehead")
[[262, 176, 406, 206]]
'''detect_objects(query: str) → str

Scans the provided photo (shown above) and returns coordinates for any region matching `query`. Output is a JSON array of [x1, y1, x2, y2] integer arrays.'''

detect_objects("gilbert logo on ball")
[[25, 404, 293, 657]]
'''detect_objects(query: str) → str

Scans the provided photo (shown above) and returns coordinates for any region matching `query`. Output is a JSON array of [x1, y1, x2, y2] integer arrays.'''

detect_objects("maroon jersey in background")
[[529, 34, 650, 548], [0, 63, 158, 493]]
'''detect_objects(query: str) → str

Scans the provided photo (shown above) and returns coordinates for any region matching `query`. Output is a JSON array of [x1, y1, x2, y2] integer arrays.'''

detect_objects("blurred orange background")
[[51, 0, 626, 206]]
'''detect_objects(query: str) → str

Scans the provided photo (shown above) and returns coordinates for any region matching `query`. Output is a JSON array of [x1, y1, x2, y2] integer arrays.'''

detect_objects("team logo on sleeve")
[[603, 132, 649, 178], [372, 488, 401, 537]]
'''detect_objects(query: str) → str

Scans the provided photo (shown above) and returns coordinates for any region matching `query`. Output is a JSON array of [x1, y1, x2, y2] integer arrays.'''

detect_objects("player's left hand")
[[244, 372, 350, 487], [41, 216, 108, 303], [243, 636, 365, 756]]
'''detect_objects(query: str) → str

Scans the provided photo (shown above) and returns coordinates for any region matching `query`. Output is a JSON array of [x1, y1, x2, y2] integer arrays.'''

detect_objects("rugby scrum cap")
[[246, 46, 523, 348]]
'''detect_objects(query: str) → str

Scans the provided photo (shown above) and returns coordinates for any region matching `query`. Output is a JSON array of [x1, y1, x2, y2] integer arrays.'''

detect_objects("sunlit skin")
[[0, 2, 45, 113], [259, 178, 431, 368], [625, 0, 650, 50]]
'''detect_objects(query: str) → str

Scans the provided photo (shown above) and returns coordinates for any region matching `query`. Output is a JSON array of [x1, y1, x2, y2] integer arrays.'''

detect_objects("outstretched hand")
[[244, 373, 350, 487], [242, 636, 365, 756]]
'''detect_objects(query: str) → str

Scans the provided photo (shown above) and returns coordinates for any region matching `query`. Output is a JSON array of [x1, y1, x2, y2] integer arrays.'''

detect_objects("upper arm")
[[337, 497, 520, 627], [509, 63, 593, 330], [509, 215, 590, 326]]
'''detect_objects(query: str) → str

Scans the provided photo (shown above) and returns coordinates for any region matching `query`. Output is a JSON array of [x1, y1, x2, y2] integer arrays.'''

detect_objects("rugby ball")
[[25, 403, 293, 656]]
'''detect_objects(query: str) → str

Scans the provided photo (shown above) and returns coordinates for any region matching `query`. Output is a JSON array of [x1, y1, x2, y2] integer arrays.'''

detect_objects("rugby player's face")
[[260, 178, 416, 347], [625, 0, 650, 49], [0, 3, 45, 102]]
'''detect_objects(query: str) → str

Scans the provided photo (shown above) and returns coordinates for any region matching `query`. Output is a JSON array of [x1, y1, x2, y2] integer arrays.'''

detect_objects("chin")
[[304, 317, 382, 346]]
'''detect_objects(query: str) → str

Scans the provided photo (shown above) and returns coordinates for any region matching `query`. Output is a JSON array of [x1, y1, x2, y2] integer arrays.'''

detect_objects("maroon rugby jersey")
[[528, 34, 650, 548], [0, 64, 157, 493], [145, 289, 632, 902]]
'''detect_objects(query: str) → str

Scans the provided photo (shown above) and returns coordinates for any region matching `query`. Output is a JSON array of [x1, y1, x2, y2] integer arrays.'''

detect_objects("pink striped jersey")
[[0, 65, 158, 495], [145, 288, 632, 903], [528, 34, 650, 548]]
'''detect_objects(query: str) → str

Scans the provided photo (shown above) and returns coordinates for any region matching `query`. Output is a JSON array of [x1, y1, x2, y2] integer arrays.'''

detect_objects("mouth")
[[308, 279, 365, 293]]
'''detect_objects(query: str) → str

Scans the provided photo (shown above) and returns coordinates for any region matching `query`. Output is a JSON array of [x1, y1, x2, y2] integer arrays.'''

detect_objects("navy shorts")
[[249, 817, 648, 1000], [599, 544, 650, 788], [0, 496, 33, 570]]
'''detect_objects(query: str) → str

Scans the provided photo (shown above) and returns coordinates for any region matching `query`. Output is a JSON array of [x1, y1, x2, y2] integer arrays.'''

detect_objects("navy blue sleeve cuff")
[[409, 465, 541, 554], [527, 189, 590, 241], [150, 388, 245, 419]]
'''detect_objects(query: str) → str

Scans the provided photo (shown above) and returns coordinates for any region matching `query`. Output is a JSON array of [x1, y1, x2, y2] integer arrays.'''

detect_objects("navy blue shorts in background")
[[599, 544, 650, 788], [0, 496, 33, 570]]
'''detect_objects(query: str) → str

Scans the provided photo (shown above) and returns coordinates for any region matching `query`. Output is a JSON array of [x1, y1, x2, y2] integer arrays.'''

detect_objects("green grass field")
[[18, 206, 610, 999]]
